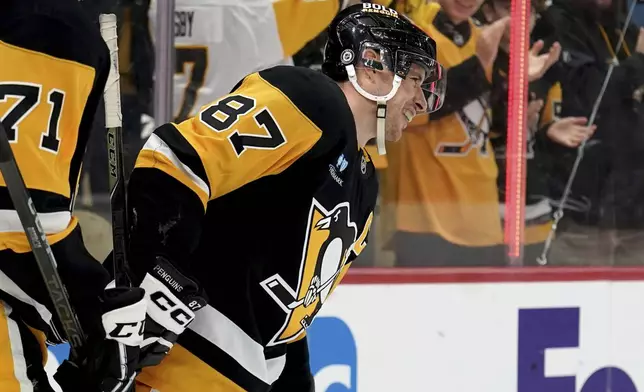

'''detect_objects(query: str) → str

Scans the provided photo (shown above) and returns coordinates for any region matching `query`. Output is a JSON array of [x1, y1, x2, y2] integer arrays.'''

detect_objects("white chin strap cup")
[[345, 64, 403, 155], [376, 102, 387, 155]]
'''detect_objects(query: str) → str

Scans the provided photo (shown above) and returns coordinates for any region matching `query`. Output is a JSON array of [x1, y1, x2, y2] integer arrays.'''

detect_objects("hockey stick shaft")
[[100, 14, 131, 287], [0, 121, 85, 359], [537, 0, 638, 265]]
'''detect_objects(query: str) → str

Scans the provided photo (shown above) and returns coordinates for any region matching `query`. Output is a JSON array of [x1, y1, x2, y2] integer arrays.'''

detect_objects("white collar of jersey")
[[345, 64, 403, 155]]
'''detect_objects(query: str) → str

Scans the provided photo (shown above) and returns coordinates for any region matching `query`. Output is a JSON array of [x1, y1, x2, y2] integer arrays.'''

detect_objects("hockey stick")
[[100, 14, 131, 287], [537, 0, 639, 265], [0, 121, 85, 360]]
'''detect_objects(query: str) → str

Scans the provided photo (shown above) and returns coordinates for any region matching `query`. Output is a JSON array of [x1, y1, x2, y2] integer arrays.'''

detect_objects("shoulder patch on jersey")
[[258, 66, 356, 158]]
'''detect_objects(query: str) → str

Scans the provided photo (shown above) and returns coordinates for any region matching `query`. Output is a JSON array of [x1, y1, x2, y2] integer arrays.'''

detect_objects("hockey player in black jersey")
[[121, 4, 446, 392]]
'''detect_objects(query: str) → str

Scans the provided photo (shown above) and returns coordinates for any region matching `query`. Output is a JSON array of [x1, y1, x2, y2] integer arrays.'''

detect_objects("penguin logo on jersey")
[[260, 199, 364, 346]]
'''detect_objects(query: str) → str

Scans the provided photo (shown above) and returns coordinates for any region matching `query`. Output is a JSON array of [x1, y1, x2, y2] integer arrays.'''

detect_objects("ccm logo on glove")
[[108, 321, 146, 340], [102, 293, 148, 347], [150, 291, 193, 326], [141, 273, 197, 335]]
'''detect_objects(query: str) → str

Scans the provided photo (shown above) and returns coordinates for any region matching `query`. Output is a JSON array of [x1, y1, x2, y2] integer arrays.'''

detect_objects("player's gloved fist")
[[138, 255, 207, 368], [54, 285, 147, 392]]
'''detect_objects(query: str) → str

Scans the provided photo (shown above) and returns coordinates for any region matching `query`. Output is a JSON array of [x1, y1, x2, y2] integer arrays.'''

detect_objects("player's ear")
[[358, 48, 380, 86]]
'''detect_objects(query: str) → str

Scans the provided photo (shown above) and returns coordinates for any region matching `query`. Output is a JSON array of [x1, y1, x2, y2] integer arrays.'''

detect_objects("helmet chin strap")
[[376, 101, 387, 155], [345, 64, 402, 155]]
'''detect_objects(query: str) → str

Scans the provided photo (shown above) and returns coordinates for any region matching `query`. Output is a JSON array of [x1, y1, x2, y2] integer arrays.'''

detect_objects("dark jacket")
[[533, 0, 644, 229]]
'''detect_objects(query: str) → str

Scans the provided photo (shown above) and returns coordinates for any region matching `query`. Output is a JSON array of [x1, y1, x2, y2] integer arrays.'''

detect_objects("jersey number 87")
[[200, 94, 286, 157]]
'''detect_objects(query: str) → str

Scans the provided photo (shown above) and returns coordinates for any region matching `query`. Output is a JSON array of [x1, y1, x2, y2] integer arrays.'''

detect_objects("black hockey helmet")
[[322, 3, 446, 154]]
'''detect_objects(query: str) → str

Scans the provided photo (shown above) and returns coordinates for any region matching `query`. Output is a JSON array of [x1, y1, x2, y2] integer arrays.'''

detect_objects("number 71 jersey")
[[0, 3, 109, 252], [149, 0, 339, 122]]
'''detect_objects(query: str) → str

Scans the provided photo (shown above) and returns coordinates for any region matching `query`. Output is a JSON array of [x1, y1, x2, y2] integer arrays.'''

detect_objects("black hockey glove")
[[54, 285, 147, 392], [137, 256, 207, 368]]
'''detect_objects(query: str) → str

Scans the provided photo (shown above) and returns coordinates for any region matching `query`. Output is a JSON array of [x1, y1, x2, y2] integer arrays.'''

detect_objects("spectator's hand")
[[635, 27, 644, 54], [528, 40, 561, 82], [527, 98, 544, 130], [477, 16, 510, 70], [546, 117, 597, 148]]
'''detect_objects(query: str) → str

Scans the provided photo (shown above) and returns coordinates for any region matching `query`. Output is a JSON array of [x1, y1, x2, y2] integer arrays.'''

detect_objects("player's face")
[[440, 0, 486, 23], [383, 63, 429, 142]]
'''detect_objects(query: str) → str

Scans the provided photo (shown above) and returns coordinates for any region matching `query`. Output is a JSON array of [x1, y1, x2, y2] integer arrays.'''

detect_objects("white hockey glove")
[[137, 256, 207, 368], [54, 285, 147, 392]]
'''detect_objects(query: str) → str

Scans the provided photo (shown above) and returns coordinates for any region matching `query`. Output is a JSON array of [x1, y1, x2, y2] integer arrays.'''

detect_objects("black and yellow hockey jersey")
[[489, 49, 563, 245], [384, 2, 503, 247], [128, 66, 377, 392], [0, 0, 110, 252]]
